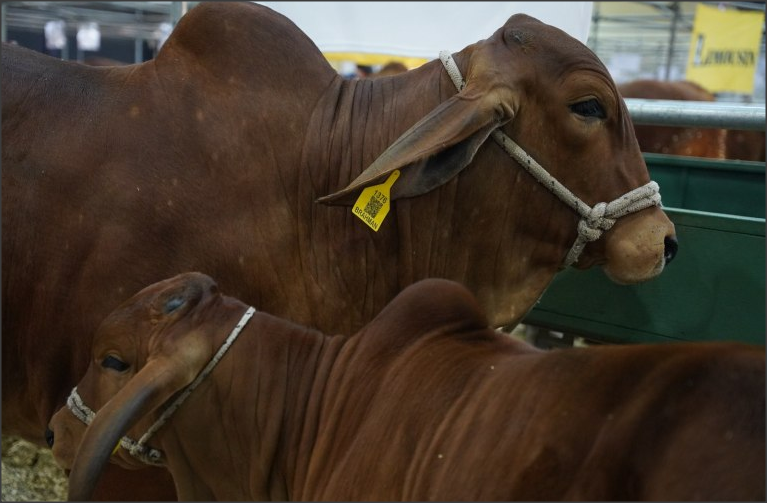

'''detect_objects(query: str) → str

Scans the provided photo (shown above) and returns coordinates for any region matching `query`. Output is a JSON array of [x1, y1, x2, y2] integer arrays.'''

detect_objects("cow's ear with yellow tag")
[[351, 170, 400, 231]]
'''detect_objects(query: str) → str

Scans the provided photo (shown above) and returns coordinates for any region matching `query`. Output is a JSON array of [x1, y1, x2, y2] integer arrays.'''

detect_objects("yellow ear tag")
[[352, 170, 400, 232], [112, 441, 121, 456]]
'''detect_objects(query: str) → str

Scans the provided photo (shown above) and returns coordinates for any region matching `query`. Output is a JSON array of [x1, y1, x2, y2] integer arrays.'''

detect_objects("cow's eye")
[[101, 355, 129, 372], [569, 98, 606, 119]]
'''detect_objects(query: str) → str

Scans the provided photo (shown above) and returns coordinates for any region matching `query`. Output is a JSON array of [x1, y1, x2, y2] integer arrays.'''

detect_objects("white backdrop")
[[255, 2, 593, 62]]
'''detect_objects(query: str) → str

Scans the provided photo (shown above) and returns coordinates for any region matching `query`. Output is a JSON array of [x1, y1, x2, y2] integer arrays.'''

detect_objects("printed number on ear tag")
[[352, 170, 400, 232]]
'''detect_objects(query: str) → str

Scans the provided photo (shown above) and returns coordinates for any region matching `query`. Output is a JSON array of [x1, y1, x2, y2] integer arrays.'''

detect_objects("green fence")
[[522, 154, 765, 346], [646, 153, 764, 218]]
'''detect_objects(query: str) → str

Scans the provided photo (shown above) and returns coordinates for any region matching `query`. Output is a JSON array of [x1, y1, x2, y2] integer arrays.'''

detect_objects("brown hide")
[[50, 273, 765, 501], [618, 79, 727, 158], [372, 61, 408, 78], [726, 129, 766, 161], [619, 79, 765, 161], [4, 3, 675, 499], [83, 56, 128, 67]]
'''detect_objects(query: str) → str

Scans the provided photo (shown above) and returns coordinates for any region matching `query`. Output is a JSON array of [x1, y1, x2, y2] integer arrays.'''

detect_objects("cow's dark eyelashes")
[[569, 98, 606, 119], [101, 355, 129, 372]]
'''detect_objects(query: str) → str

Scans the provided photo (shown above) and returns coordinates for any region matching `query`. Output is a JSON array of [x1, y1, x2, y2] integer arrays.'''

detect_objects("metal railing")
[[625, 98, 766, 131]]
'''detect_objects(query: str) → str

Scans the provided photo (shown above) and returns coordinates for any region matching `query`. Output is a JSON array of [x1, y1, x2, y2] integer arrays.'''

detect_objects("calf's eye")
[[569, 98, 606, 119], [163, 295, 185, 314], [101, 355, 129, 372]]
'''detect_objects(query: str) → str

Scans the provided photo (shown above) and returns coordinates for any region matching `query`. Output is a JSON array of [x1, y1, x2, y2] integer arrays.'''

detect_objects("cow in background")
[[372, 60, 409, 78], [3, 2, 675, 499], [618, 79, 727, 158], [83, 56, 128, 67], [726, 129, 766, 162], [50, 272, 765, 501], [619, 78, 765, 161]]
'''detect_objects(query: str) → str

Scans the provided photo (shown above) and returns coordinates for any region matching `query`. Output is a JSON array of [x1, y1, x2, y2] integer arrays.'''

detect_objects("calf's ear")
[[67, 354, 201, 501], [317, 84, 514, 206]]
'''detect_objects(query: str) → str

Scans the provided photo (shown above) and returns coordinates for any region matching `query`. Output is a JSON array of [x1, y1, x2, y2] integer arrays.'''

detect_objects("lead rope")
[[67, 306, 257, 466], [438, 51, 662, 266]]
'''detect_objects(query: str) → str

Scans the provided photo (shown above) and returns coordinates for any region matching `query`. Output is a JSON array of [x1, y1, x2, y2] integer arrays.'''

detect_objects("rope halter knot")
[[581, 202, 611, 239], [66, 306, 257, 466], [438, 51, 662, 267]]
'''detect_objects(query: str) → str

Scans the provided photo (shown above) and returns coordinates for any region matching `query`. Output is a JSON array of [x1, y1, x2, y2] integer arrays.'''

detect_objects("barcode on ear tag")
[[352, 170, 400, 232]]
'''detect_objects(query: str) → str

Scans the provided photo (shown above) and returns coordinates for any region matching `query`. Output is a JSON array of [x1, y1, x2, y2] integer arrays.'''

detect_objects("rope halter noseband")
[[439, 51, 662, 267], [67, 306, 257, 466]]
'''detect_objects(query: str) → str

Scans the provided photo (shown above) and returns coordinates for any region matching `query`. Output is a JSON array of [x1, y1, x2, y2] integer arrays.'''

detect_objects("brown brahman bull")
[[726, 129, 766, 162], [618, 79, 765, 161], [618, 79, 727, 158], [49, 273, 764, 501], [3, 2, 676, 499]]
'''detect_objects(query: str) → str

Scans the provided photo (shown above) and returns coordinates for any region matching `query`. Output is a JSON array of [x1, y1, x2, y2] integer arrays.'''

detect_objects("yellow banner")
[[686, 4, 764, 94], [323, 52, 429, 72]]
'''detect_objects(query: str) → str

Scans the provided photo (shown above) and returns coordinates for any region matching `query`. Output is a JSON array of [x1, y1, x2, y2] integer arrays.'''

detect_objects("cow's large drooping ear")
[[316, 84, 515, 206]]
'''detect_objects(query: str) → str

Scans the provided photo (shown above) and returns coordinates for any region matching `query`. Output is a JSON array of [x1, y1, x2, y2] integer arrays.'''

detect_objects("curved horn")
[[67, 359, 192, 501], [317, 81, 514, 206]]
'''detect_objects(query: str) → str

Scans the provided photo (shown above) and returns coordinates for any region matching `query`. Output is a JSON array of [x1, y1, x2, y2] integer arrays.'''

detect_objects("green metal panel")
[[645, 153, 765, 218], [523, 208, 765, 346]]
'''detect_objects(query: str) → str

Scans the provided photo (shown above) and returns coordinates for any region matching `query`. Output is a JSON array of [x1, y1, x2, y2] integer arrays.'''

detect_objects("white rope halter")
[[67, 306, 257, 466], [439, 51, 662, 266]]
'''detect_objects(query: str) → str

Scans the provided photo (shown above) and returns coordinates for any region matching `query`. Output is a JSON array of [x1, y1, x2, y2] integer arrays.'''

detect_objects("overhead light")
[[77, 22, 101, 51], [44, 20, 67, 50]]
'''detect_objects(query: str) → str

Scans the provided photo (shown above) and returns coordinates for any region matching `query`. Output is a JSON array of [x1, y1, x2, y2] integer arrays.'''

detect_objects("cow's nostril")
[[45, 427, 54, 448], [664, 236, 678, 265]]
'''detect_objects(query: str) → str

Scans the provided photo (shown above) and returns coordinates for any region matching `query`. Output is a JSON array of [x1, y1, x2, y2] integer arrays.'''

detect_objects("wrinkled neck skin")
[[395, 154, 570, 328], [300, 49, 573, 332], [154, 310, 347, 500]]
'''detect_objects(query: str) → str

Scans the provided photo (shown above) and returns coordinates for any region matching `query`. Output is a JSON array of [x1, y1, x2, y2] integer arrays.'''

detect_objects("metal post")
[[625, 99, 766, 131], [170, 2, 184, 27], [134, 9, 143, 63], [589, 2, 600, 54], [1, 3, 7, 43], [135, 38, 143, 63], [664, 2, 680, 81]]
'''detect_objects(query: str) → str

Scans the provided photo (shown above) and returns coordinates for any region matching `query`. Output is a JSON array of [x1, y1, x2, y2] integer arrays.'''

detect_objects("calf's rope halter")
[[438, 51, 662, 266], [66, 306, 257, 466]]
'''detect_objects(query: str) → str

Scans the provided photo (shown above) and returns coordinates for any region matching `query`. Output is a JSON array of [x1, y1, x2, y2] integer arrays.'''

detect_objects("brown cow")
[[83, 56, 128, 67], [372, 60, 409, 77], [49, 272, 765, 501], [3, 2, 676, 499], [618, 79, 727, 158], [726, 129, 766, 162]]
